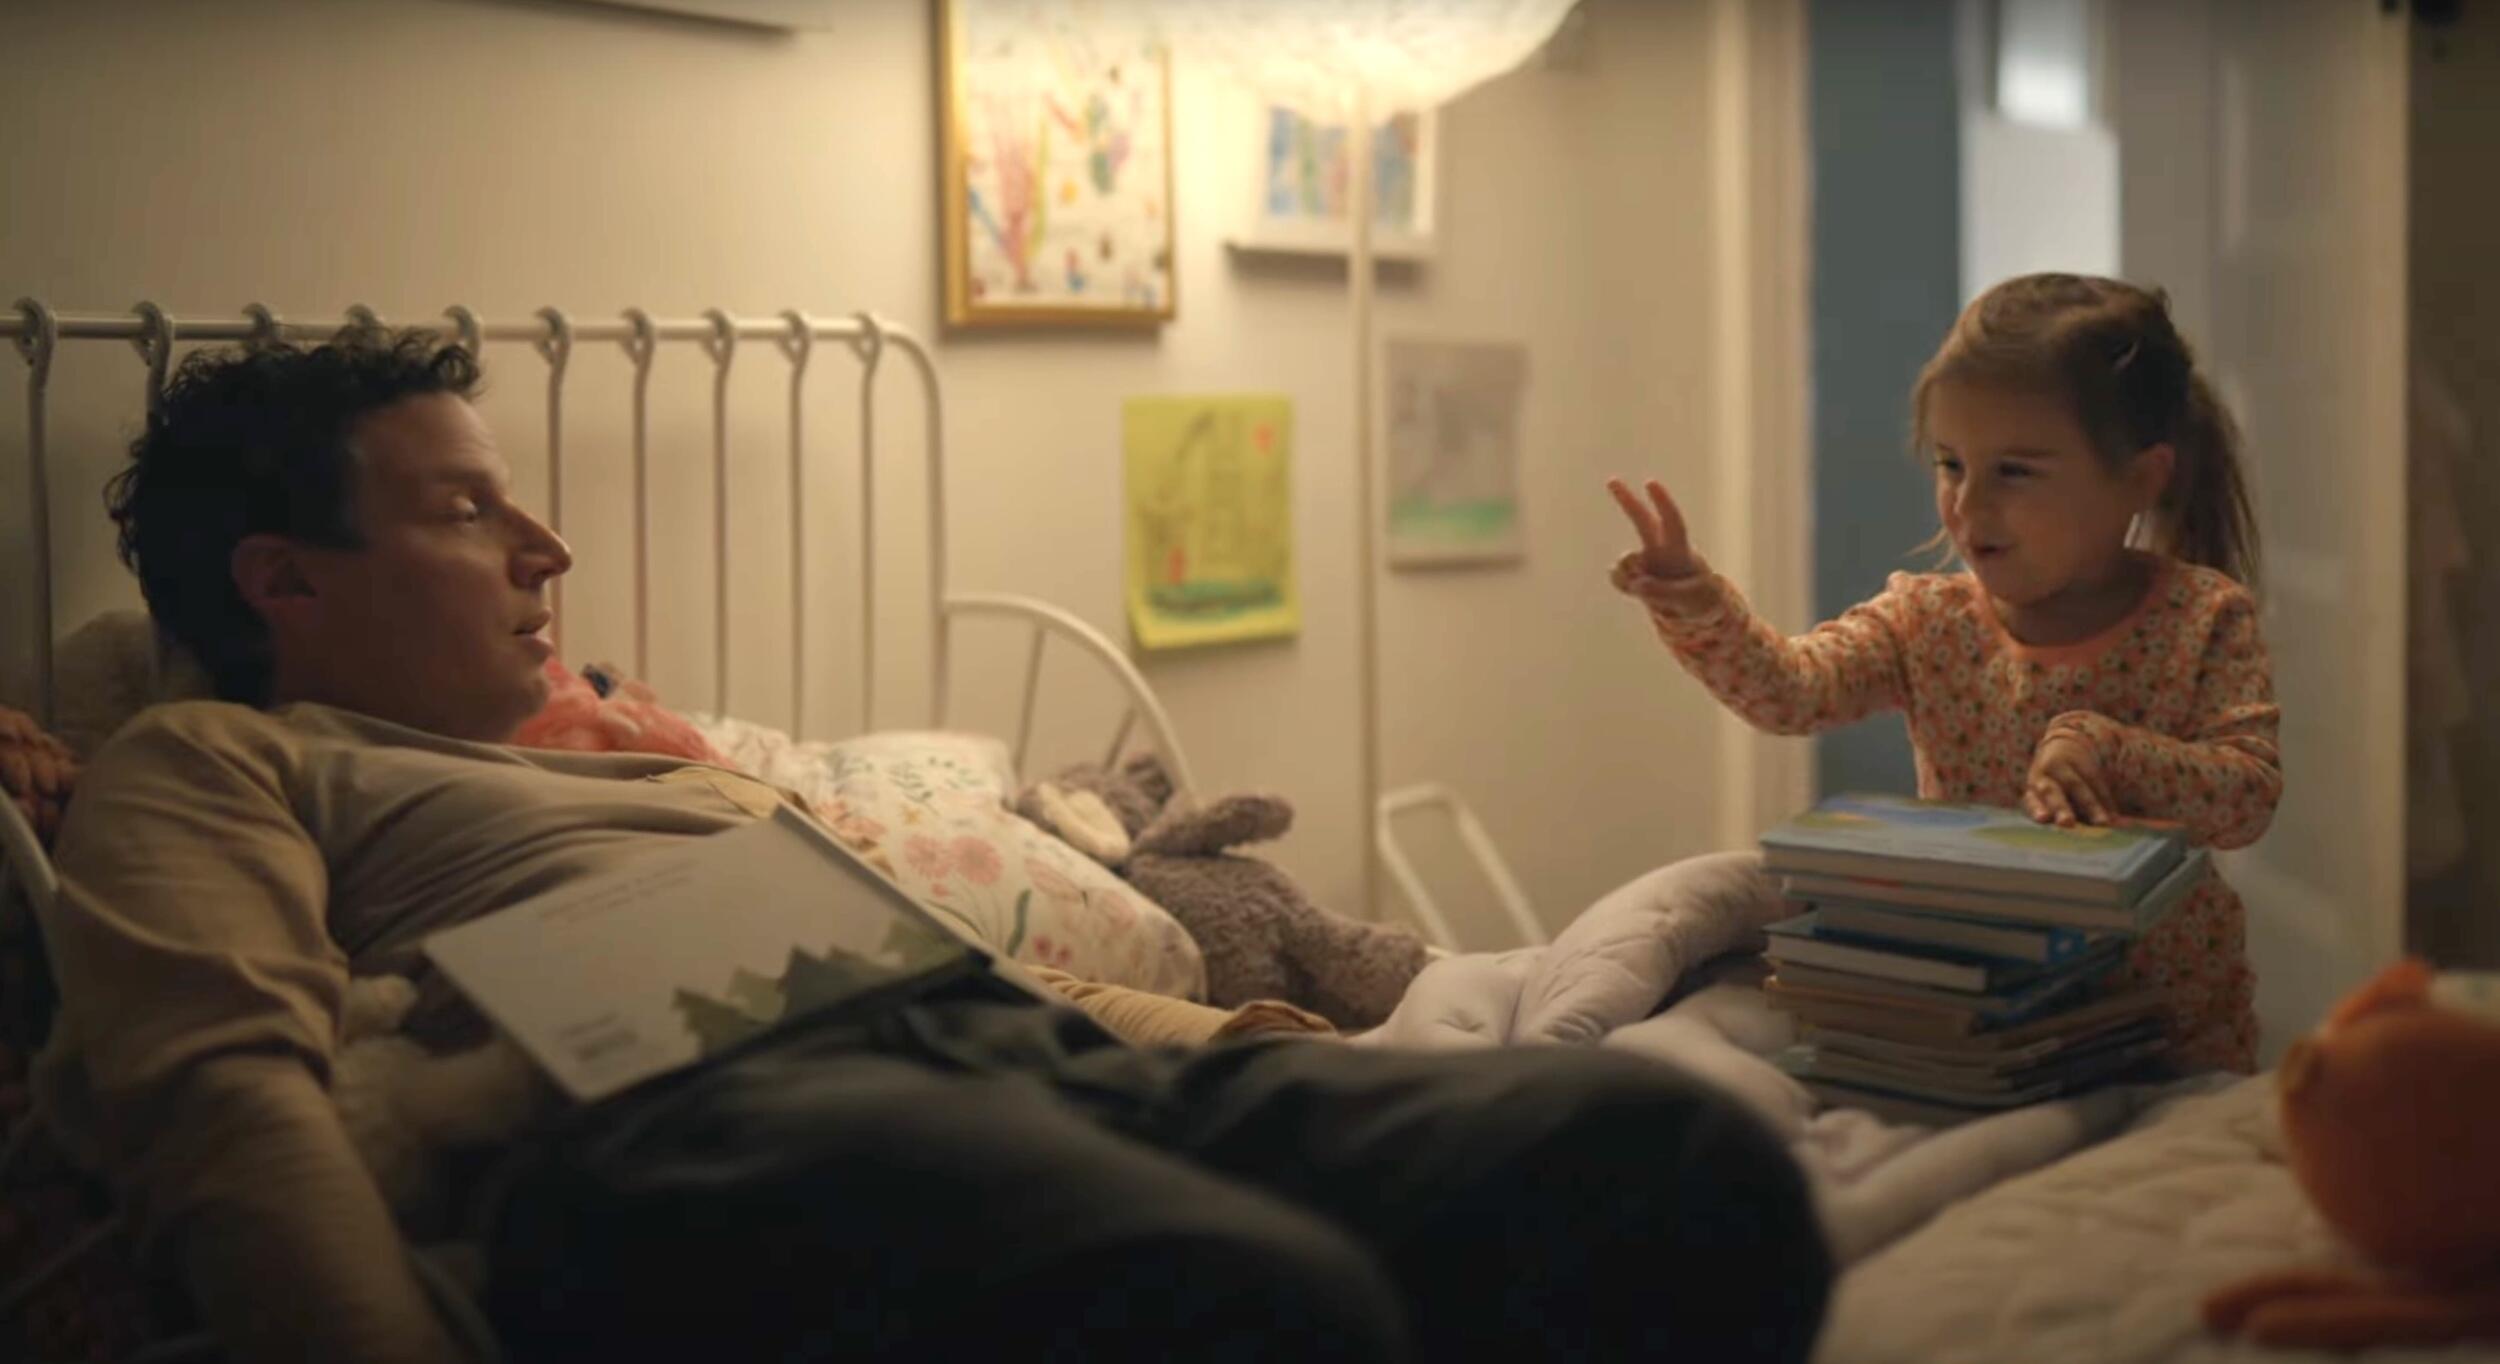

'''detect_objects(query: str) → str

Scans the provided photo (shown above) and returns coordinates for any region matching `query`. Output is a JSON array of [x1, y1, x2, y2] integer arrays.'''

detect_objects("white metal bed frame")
[[1377, 782, 1549, 950], [0, 295, 1204, 914]]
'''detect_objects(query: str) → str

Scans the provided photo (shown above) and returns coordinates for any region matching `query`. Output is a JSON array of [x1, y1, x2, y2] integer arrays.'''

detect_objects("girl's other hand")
[[2026, 729, 2115, 827]]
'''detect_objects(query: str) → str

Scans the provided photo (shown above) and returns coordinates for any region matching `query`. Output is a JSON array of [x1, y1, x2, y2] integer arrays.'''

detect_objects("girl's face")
[[1927, 380, 2171, 607]]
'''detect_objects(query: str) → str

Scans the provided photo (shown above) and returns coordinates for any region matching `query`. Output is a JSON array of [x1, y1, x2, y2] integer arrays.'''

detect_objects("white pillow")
[[692, 716, 1208, 1001], [53, 610, 214, 757]]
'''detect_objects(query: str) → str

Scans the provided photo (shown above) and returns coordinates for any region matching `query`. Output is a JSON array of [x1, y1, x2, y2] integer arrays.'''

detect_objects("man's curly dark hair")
[[104, 327, 483, 705]]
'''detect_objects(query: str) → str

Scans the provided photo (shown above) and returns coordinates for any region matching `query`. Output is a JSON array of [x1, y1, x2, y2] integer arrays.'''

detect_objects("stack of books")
[[1756, 792, 2205, 1125]]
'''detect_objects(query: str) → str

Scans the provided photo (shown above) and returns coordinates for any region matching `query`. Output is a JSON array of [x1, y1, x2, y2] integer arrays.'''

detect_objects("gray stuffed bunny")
[[1016, 754, 1428, 1029]]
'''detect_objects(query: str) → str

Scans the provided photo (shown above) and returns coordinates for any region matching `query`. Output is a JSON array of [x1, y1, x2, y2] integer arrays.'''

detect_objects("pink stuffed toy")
[[511, 659, 724, 765]]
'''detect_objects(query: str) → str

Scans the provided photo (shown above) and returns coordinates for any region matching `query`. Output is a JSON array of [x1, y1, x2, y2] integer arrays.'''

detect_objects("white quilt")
[[1356, 852, 2158, 1266], [1818, 1075, 2500, 1364]]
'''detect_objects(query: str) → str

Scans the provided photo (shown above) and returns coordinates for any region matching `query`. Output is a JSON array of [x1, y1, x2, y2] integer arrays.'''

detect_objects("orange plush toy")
[[510, 658, 724, 765], [2203, 958, 2500, 1350]]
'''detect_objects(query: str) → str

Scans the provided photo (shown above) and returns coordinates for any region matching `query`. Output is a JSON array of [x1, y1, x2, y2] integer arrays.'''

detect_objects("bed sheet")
[[1355, 852, 2164, 1267], [1817, 1074, 2500, 1364]]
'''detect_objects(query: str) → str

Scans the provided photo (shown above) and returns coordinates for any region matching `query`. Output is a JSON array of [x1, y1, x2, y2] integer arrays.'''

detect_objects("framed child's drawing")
[[1385, 338, 1527, 567], [1123, 395, 1299, 651], [938, 0, 1177, 328]]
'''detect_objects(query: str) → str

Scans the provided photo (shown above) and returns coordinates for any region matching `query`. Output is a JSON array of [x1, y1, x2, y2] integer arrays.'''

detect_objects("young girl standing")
[[1611, 273, 2280, 1073]]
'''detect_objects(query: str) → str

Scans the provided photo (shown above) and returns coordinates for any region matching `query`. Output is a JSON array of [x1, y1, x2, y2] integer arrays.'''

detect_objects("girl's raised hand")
[[1606, 477, 1700, 588]]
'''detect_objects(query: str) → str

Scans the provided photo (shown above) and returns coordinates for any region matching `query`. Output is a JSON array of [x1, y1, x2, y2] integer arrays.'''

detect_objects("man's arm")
[[39, 706, 459, 1364], [166, 1058, 465, 1364]]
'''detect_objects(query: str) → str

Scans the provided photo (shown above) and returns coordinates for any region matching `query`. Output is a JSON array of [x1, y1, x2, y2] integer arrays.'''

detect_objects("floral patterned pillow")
[[693, 720, 1207, 1001]]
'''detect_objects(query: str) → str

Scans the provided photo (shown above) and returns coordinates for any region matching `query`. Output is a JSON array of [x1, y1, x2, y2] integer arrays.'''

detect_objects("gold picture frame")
[[937, 0, 1178, 330]]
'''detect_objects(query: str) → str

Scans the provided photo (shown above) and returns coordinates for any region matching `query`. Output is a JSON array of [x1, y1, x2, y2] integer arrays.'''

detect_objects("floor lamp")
[[1146, 0, 1582, 919]]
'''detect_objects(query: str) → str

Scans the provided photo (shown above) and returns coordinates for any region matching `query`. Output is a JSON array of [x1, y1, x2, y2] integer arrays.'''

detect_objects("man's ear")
[[2132, 441, 2178, 512], [231, 534, 319, 621]]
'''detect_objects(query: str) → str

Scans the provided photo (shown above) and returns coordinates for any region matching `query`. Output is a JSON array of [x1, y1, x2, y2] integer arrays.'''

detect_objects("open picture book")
[[426, 805, 1045, 1103]]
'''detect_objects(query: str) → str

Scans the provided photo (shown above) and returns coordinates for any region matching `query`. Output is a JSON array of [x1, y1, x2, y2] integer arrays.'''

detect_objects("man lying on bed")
[[29, 327, 1831, 1364]]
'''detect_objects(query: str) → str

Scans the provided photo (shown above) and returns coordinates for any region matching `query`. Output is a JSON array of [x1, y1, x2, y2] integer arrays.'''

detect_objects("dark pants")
[[484, 984, 1832, 1362]]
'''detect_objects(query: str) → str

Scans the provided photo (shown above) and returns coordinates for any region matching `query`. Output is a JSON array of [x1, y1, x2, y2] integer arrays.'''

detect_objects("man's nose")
[[513, 511, 574, 586]]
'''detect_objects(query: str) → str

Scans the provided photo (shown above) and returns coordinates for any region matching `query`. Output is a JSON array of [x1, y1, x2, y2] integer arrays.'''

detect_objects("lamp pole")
[[1349, 79, 1384, 921]]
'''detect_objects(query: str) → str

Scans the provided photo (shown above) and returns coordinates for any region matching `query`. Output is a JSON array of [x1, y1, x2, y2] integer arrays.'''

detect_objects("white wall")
[[1961, 116, 2119, 294], [1957, 0, 2120, 297], [0, 0, 1768, 937], [2108, 0, 2216, 341]]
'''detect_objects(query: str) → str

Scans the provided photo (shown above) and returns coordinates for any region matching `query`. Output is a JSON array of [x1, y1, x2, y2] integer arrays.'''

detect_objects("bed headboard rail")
[[0, 298, 1194, 794]]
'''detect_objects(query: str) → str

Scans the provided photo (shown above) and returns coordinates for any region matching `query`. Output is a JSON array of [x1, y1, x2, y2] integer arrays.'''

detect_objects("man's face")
[[270, 393, 572, 741]]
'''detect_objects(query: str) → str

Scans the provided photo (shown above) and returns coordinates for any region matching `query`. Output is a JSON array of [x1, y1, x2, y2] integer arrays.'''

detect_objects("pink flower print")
[[1026, 857, 1083, 903], [1094, 890, 1139, 930], [904, 834, 952, 881], [1029, 934, 1076, 969], [1064, 889, 1140, 946], [951, 836, 1003, 887], [813, 799, 888, 850]]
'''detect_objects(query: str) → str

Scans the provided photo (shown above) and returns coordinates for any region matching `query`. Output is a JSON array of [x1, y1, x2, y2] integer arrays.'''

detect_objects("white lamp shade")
[[1136, 0, 1583, 113]]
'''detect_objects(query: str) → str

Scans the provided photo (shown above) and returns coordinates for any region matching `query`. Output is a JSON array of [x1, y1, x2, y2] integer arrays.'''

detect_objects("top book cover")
[[1759, 792, 2188, 907]]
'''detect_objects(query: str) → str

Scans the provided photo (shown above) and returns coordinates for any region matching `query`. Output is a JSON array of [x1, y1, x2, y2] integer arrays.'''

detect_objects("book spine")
[[1809, 902, 2082, 964], [1762, 937, 1985, 992], [1760, 845, 2142, 907], [1774, 869, 2138, 931]]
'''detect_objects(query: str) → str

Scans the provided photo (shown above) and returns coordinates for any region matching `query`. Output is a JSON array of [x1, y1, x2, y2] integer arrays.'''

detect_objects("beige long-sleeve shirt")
[[36, 700, 790, 1363]]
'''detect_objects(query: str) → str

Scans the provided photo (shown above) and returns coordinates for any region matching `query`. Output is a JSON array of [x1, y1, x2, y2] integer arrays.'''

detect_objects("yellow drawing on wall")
[[1124, 395, 1298, 650]]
